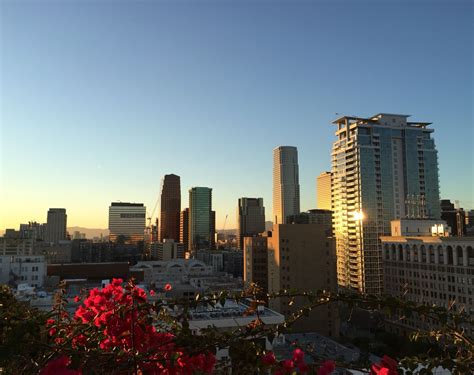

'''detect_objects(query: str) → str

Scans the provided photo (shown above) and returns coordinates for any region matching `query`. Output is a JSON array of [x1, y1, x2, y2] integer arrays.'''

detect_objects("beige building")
[[150, 239, 185, 261], [381, 219, 474, 336], [273, 146, 300, 225], [316, 171, 332, 210], [267, 224, 339, 337], [243, 235, 269, 295]]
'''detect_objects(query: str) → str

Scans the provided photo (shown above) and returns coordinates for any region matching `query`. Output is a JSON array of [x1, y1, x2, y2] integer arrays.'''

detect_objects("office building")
[[287, 209, 333, 236], [243, 235, 269, 295], [210, 210, 216, 250], [159, 174, 181, 241], [331, 113, 440, 295], [317, 171, 332, 210], [267, 224, 339, 337], [440, 199, 466, 236], [108, 202, 146, 244], [45, 208, 67, 244], [180, 208, 189, 252], [237, 198, 265, 250], [189, 187, 212, 252], [150, 239, 185, 261], [381, 219, 474, 335], [273, 146, 300, 225], [19, 222, 46, 241]]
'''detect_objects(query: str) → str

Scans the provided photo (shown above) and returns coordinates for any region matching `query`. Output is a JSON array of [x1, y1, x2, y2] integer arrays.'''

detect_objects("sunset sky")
[[1, 0, 473, 231]]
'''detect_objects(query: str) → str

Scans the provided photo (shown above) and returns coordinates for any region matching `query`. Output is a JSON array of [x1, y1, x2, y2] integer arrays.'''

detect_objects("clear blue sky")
[[1, 0, 473, 230]]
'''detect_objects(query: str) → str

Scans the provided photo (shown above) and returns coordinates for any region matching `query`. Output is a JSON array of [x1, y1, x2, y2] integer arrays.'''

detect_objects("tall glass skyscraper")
[[331, 113, 440, 295], [159, 174, 181, 241], [189, 187, 212, 252], [273, 146, 300, 225]]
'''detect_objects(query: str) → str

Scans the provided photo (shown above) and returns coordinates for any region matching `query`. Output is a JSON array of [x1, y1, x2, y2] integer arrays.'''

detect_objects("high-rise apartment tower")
[[273, 146, 300, 225], [159, 174, 181, 241], [331, 113, 440, 295], [237, 198, 265, 250]]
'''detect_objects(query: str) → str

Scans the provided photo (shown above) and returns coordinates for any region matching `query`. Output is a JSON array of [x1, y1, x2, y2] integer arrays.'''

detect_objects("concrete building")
[[331, 113, 440, 295], [0, 255, 46, 288], [19, 222, 46, 241], [440, 199, 466, 236], [34, 241, 72, 263], [316, 171, 332, 210], [180, 208, 189, 252], [0, 237, 35, 256], [150, 239, 185, 261], [237, 198, 265, 250], [159, 174, 181, 241], [243, 235, 269, 295], [381, 219, 474, 335], [267, 224, 339, 337], [45, 208, 67, 244], [189, 187, 213, 252], [287, 209, 333, 236], [108, 202, 146, 244], [273, 146, 300, 225]]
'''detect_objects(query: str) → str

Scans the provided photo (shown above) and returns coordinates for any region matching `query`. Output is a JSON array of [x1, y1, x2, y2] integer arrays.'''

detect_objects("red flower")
[[48, 328, 57, 336], [149, 289, 156, 296], [261, 351, 276, 365], [282, 359, 294, 372], [318, 360, 336, 375], [73, 296, 80, 303], [164, 283, 172, 291], [371, 355, 398, 375], [292, 348, 305, 363], [40, 356, 81, 375], [46, 319, 55, 326]]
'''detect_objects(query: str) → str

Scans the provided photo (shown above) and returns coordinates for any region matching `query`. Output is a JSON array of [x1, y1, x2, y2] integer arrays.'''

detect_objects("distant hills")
[[67, 227, 109, 238]]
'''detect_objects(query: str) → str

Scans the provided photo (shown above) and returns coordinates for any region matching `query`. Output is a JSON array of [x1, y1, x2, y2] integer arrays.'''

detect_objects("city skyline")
[[1, 1, 473, 231]]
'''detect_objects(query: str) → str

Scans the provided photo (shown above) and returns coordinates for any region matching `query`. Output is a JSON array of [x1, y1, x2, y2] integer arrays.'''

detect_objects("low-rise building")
[[150, 239, 185, 261], [381, 219, 474, 335], [0, 255, 46, 287]]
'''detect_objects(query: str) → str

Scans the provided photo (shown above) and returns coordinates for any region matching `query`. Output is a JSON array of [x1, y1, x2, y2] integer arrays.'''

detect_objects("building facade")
[[440, 199, 466, 236], [189, 187, 213, 252], [273, 146, 300, 225], [159, 174, 181, 241], [45, 208, 67, 244], [150, 239, 185, 261], [180, 208, 189, 252], [108, 202, 146, 244], [237, 198, 265, 250], [243, 235, 269, 295], [0, 255, 46, 288], [317, 171, 332, 210], [267, 224, 339, 337], [287, 209, 333, 236], [331, 113, 440, 295], [381, 221, 474, 335]]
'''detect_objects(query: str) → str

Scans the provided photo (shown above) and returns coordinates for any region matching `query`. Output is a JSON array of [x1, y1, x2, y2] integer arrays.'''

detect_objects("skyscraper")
[[237, 198, 265, 250], [45, 208, 67, 244], [189, 187, 212, 252], [273, 146, 300, 225], [316, 171, 332, 210], [108, 202, 146, 244], [159, 174, 181, 241], [180, 208, 189, 251], [331, 113, 440, 295]]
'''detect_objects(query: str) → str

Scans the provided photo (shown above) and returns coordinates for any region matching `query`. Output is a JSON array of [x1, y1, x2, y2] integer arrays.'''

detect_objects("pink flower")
[[149, 289, 156, 296], [318, 360, 336, 375], [261, 351, 276, 365], [371, 355, 398, 375], [164, 283, 172, 291]]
